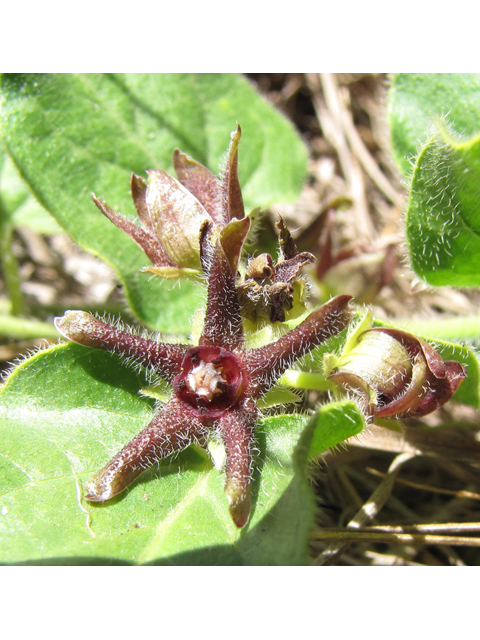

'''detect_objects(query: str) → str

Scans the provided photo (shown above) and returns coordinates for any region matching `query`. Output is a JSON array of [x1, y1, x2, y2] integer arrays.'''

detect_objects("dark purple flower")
[[55, 129, 353, 527]]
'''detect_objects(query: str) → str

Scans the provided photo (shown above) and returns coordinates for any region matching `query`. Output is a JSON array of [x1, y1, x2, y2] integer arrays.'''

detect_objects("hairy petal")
[[217, 398, 258, 528], [84, 397, 209, 502], [146, 169, 213, 269], [55, 311, 188, 382], [375, 357, 467, 419], [200, 242, 244, 350], [411, 360, 467, 417], [130, 173, 150, 225], [374, 354, 429, 418], [369, 327, 446, 378], [244, 295, 353, 397], [222, 125, 245, 223], [92, 194, 173, 267], [172, 149, 221, 222], [274, 252, 315, 284], [276, 215, 300, 260]]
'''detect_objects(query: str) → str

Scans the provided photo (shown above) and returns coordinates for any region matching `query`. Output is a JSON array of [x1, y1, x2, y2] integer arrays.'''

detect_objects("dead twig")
[[366, 466, 480, 500], [311, 530, 480, 547], [306, 73, 374, 242], [313, 451, 416, 565]]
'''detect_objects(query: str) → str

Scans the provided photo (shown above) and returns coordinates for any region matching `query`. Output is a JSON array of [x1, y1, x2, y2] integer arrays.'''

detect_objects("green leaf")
[[0, 343, 362, 565], [398, 315, 480, 347], [0, 73, 308, 331], [307, 400, 364, 460], [0, 145, 61, 234], [388, 73, 480, 178], [388, 74, 480, 287], [406, 130, 480, 286]]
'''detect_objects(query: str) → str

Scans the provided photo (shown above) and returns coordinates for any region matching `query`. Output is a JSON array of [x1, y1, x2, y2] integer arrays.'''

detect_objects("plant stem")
[[0, 313, 59, 340], [0, 196, 25, 316], [278, 369, 335, 391], [394, 316, 480, 343]]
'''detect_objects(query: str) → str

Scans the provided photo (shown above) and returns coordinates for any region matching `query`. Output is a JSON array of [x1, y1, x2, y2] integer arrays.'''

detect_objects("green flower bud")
[[141, 169, 214, 276], [325, 311, 467, 419]]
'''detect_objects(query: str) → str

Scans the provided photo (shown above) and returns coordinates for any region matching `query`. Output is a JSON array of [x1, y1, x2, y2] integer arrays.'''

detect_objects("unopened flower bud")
[[143, 169, 213, 273], [324, 311, 467, 419], [92, 126, 252, 280]]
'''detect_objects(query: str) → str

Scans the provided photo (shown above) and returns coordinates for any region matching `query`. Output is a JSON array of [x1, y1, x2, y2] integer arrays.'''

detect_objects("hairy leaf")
[[0, 145, 61, 234], [388, 73, 480, 178], [388, 74, 480, 286], [406, 130, 480, 286]]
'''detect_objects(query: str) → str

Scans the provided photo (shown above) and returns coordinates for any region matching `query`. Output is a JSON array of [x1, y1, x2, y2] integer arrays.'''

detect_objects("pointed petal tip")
[[131, 172, 147, 197], [131, 171, 146, 183], [54, 310, 91, 339], [172, 148, 187, 163], [334, 294, 354, 306], [84, 492, 103, 503], [84, 478, 113, 503], [54, 310, 103, 348], [325, 294, 355, 321], [228, 501, 251, 529], [225, 484, 251, 528], [445, 360, 467, 393]]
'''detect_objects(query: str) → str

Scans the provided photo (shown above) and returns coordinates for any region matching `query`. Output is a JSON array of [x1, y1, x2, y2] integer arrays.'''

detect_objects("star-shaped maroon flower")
[[55, 128, 353, 527]]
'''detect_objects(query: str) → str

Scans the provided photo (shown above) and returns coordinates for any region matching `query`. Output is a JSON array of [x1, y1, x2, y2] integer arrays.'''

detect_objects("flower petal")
[[408, 359, 467, 417], [92, 194, 174, 267], [217, 398, 258, 528], [200, 241, 244, 351], [276, 216, 299, 260], [173, 149, 221, 222], [130, 173, 150, 225], [244, 295, 353, 397], [374, 353, 429, 418], [54, 310, 188, 382], [221, 124, 245, 223], [219, 216, 251, 276], [370, 328, 446, 378], [146, 169, 213, 269], [84, 397, 209, 502]]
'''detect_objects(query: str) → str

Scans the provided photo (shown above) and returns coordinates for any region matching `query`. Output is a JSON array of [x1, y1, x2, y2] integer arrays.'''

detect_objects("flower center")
[[187, 360, 226, 400], [173, 346, 244, 417]]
